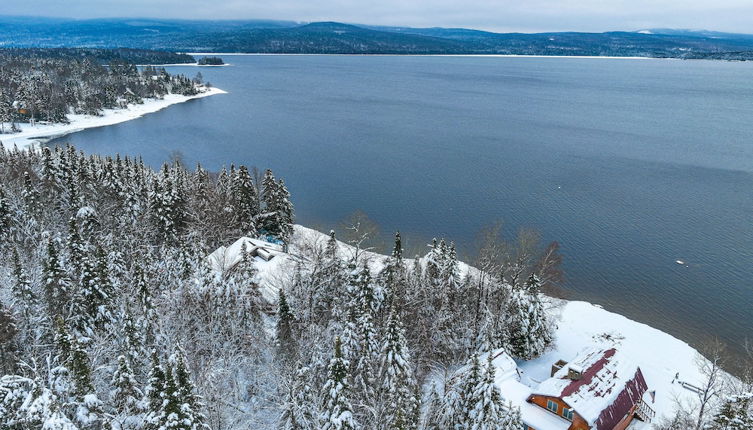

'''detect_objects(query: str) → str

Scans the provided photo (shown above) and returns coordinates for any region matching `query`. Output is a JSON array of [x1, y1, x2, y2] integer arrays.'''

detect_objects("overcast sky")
[[2, 0, 753, 34]]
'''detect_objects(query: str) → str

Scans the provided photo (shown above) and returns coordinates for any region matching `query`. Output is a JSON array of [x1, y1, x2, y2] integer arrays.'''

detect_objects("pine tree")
[[11, 248, 36, 318], [0, 302, 19, 374], [321, 337, 358, 430], [508, 274, 552, 360], [711, 394, 753, 430], [22, 171, 40, 216], [278, 365, 318, 430], [111, 355, 143, 414], [276, 179, 294, 242], [0, 185, 11, 240], [277, 289, 298, 364], [233, 165, 260, 235], [43, 238, 71, 321], [469, 354, 507, 430], [442, 353, 482, 429], [378, 305, 418, 430], [171, 348, 208, 430], [67, 217, 87, 276], [143, 351, 166, 430]]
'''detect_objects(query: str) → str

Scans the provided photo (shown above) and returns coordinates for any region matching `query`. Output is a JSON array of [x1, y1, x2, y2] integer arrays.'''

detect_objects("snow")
[[212, 225, 727, 427], [498, 378, 571, 430], [534, 348, 642, 426], [515, 300, 719, 428], [0, 86, 227, 150], [207, 236, 289, 303]]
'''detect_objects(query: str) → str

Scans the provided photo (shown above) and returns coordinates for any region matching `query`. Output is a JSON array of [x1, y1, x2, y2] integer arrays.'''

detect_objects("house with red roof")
[[523, 348, 655, 430]]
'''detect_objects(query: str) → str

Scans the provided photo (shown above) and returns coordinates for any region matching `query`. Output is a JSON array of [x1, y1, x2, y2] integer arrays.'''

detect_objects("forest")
[[0, 144, 749, 429], [0, 49, 203, 133]]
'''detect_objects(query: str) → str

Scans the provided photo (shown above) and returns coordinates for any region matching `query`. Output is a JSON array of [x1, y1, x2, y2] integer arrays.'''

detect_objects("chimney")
[[567, 365, 583, 380]]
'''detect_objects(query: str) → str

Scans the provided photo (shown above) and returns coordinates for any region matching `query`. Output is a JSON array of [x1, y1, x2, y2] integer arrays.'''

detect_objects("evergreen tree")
[[143, 351, 166, 430], [43, 238, 71, 321], [11, 249, 36, 318], [321, 337, 358, 430], [278, 365, 318, 430], [378, 305, 418, 430], [711, 394, 753, 430], [171, 348, 209, 430], [508, 275, 552, 360], [277, 289, 298, 364], [0, 185, 11, 240], [276, 179, 294, 242], [22, 171, 40, 216], [469, 354, 509, 430], [233, 165, 260, 235], [111, 355, 143, 414], [442, 353, 482, 429]]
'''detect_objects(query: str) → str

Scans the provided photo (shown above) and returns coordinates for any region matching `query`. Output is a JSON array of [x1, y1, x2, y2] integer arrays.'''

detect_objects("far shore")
[[186, 52, 660, 60]]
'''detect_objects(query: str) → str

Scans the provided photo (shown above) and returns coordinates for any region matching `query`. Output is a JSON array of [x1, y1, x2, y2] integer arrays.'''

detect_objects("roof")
[[532, 348, 648, 430], [207, 237, 284, 273], [490, 350, 571, 430]]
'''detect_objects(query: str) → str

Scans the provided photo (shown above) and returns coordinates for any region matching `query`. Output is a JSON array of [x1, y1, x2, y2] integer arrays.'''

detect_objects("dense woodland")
[[0, 144, 750, 429], [0, 49, 204, 133], [4, 18, 753, 59]]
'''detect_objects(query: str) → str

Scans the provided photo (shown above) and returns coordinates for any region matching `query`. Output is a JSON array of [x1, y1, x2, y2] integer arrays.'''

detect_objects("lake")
[[51, 55, 753, 364]]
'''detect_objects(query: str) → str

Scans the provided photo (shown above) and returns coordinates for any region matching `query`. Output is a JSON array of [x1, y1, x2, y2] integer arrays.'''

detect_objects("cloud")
[[3, 0, 753, 33]]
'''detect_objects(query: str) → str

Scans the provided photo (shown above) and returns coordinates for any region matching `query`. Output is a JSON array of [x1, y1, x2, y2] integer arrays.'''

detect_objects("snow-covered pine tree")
[[442, 352, 482, 429], [508, 274, 552, 360], [278, 364, 319, 430], [277, 288, 298, 365], [320, 337, 358, 430], [43, 238, 72, 321], [0, 302, 19, 374], [276, 179, 294, 242], [142, 351, 166, 430], [378, 231, 406, 314], [110, 354, 143, 424], [233, 165, 260, 235], [377, 305, 418, 430], [343, 264, 379, 408], [22, 170, 40, 217], [711, 393, 753, 430], [0, 185, 11, 241], [171, 347, 209, 430], [11, 248, 36, 318], [468, 353, 516, 430]]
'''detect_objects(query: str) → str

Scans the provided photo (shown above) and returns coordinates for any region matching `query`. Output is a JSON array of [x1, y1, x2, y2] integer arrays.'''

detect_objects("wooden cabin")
[[524, 348, 655, 430]]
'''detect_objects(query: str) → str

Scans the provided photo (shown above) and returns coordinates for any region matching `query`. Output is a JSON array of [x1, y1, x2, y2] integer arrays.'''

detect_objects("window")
[[563, 408, 574, 421], [546, 399, 558, 413]]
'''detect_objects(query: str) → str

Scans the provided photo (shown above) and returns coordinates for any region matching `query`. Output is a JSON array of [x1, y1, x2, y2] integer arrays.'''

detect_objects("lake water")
[[51, 55, 753, 364]]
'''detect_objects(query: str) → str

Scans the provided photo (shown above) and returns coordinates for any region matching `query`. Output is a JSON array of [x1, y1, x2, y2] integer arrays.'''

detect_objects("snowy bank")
[[236, 225, 728, 424], [516, 300, 712, 427], [0, 86, 227, 150]]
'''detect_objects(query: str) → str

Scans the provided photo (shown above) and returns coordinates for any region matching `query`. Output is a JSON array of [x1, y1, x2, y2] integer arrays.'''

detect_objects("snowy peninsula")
[[0, 86, 226, 150]]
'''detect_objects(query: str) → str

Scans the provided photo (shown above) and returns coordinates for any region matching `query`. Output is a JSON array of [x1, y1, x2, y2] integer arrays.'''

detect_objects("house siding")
[[527, 395, 591, 430]]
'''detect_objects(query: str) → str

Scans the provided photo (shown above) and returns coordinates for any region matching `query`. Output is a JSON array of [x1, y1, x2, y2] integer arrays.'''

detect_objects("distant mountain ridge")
[[2, 16, 753, 59]]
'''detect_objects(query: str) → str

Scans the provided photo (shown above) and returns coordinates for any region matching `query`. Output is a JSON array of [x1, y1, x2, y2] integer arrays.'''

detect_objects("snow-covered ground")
[[518, 300, 709, 427], [236, 225, 724, 425], [0, 86, 227, 150]]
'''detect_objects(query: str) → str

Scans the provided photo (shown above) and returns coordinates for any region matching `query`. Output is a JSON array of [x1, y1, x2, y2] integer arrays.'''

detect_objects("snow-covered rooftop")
[[207, 236, 284, 273], [489, 350, 571, 430], [533, 347, 648, 429]]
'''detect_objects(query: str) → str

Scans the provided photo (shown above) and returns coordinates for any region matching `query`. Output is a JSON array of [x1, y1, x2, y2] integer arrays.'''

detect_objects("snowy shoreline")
[[187, 52, 658, 60], [0, 86, 227, 150], [255, 225, 733, 425]]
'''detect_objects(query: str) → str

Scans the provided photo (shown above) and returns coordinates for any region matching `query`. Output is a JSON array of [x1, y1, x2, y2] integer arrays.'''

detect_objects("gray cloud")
[[2, 0, 753, 33]]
